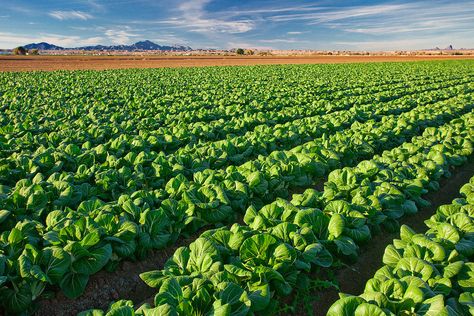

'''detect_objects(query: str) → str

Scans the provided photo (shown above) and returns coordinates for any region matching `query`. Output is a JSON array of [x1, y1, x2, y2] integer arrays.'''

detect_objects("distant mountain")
[[23, 40, 191, 51], [430, 45, 459, 51], [133, 40, 165, 50], [24, 42, 65, 50]]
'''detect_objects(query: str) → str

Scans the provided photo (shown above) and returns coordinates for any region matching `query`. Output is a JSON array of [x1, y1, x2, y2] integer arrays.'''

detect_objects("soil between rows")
[[35, 234, 199, 315]]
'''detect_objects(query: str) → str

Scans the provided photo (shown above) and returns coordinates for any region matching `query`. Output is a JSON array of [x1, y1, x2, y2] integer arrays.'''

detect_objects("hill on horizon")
[[23, 40, 192, 51]]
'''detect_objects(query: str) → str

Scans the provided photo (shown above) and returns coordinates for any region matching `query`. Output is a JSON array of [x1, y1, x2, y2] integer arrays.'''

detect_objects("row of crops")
[[0, 60, 473, 315], [328, 176, 474, 316]]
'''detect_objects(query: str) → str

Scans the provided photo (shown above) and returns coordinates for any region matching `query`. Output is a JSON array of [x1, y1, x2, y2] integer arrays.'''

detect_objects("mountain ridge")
[[24, 40, 192, 51]]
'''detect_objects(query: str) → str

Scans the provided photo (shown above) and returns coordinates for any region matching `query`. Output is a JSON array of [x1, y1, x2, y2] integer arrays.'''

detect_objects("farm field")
[[0, 60, 474, 315], [1, 54, 474, 72]]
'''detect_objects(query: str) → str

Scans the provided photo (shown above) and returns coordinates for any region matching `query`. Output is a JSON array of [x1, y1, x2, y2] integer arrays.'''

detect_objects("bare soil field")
[[1, 54, 473, 71]]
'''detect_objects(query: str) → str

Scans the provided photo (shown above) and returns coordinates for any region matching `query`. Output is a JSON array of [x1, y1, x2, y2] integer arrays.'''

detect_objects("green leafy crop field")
[[0, 60, 473, 315]]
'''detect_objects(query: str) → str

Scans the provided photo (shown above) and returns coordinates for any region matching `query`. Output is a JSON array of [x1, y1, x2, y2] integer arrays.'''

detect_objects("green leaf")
[[158, 278, 182, 304], [272, 243, 296, 263], [354, 303, 387, 316], [247, 171, 268, 196], [382, 245, 402, 267], [248, 283, 271, 312], [73, 244, 112, 275], [458, 292, 474, 315], [8, 228, 23, 244], [394, 257, 436, 282], [411, 235, 446, 262], [293, 208, 329, 239], [0, 276, 7, 287], [80, 230, 101, 248], [26, 188, 47, 210], [416, 294, 447, 316], [400, 225, 416, 242], [344, 225, 371, 243], [60, 272, 89, 298], [325, 200, 351, 215], [211, 301, 231, 316], [430, 277, 452, 296], [403, 283, 425, 304], [106, 306, 135, 316], [402, 200, 418, 215], [138, 303, 177, 316], [166, 247, 190, 274], [0, 283, 33, 313], [18, 253, 32, 278], [333, 236, 358, 257], [435, 223, 460, 244], [218, 282, 245, 306], [356, 160, 379, 177], [0, 209, 10, 224], [327, 296, 365, 316], [329, 213, 345, 238], [302, 243, 333, 268], [455, 238, 474, 258], [30, 265, 49, 282], [188, 238, 219, 273], [140, 270, 165, 288], [77, 199, 105, 215], [240, 234, 278, 264], [443, 261, 464, 279], [457, 262, 474, 291]]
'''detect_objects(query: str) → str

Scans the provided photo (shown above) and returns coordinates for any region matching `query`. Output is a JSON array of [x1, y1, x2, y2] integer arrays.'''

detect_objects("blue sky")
[[0, 0, 473, 50]]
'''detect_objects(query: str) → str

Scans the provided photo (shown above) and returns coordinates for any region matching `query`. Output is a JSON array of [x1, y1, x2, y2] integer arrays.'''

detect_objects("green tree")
[[236, 48, 245, 55], [12, 46, 27, 55], [29, 49, 39, 55]]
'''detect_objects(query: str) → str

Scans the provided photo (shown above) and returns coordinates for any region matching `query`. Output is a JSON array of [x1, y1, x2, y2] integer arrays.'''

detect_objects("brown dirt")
[[303, 160, 474, 316], [35, 235, 196, 316], [1, 55, 473, 72]]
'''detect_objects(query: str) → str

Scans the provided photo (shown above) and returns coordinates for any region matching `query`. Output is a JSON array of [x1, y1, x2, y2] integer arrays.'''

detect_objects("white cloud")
[[156, 0, 254, 34], [333, 4, 474, 36], [86, 0, 105, 12], [220, 4, 321, 16], [267, 4, 410, 23], [104, 27, 139, 45], [287, 31, 304, 35], [49, 10, 93, 21]]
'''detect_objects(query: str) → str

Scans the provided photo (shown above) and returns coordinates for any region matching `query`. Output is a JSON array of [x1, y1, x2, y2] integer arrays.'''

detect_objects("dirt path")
[[1, 55, 473, 72]]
